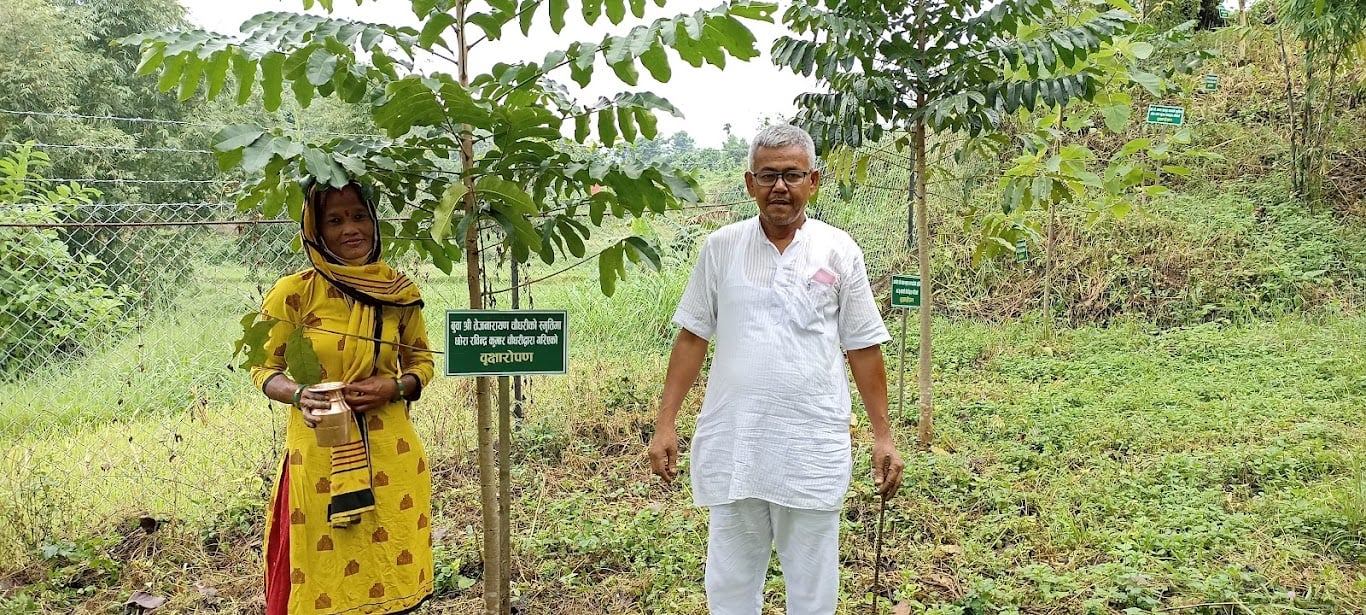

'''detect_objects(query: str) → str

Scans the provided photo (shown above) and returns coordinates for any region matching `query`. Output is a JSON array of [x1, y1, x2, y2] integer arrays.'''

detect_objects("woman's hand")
[[297, 387, 332, 427], [344, 376, 398, 414]]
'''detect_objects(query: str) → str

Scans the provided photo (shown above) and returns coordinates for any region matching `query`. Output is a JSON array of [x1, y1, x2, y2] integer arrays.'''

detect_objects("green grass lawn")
[[1, 240, 1363, 613]]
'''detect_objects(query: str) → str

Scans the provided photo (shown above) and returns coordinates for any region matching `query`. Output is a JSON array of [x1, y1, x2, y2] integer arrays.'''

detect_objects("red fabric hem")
[[265, 462, 291, 615]]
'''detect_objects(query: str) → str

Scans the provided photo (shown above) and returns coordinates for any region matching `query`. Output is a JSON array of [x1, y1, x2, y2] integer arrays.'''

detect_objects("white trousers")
[[705, 499, 840, 615]]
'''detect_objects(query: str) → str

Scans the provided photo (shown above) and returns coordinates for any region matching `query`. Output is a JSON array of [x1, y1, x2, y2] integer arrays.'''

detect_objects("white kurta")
[[673, 216, 891, 512]]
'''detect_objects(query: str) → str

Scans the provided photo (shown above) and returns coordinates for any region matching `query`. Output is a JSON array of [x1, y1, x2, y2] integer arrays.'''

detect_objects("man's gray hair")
[[748, 124, 816, 171]]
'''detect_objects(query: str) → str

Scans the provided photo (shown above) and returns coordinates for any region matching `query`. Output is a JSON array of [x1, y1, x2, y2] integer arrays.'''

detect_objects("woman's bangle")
[[393, 377, 407, 402], [292, 384, 306, 406]]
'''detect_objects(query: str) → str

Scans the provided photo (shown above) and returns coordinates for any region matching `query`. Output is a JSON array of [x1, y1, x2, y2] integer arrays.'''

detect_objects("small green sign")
[[445, 310, 568, 376], [1015, 238, 1029, 263], [1145, 104, 1186, 126], [1203, 74, 1220, 91], [1218, 6, 1230, 19], [891, 274, 921, 309]]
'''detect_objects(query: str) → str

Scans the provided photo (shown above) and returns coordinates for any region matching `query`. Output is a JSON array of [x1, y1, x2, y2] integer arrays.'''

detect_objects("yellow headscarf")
[[302, 180, 423, 525]]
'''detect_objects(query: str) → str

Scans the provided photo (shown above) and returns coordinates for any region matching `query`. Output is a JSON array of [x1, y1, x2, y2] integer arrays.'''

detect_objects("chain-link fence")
[[0, 145, 914, 571]]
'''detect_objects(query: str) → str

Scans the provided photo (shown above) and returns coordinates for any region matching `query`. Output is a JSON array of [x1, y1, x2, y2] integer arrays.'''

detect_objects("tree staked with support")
[[122, 0, 777, 612], [770, 0, 1136, 449]]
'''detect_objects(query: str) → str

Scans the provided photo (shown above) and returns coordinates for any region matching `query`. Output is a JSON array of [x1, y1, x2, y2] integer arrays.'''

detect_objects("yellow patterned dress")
[[252, 268, 436, 614]]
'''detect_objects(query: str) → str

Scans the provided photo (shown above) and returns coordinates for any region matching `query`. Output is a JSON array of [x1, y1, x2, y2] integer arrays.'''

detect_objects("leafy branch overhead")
[[121, 0, 776, 285]]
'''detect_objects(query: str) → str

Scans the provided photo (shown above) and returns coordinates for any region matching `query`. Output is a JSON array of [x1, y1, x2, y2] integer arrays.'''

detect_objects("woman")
[[252, 179, 436, 614]]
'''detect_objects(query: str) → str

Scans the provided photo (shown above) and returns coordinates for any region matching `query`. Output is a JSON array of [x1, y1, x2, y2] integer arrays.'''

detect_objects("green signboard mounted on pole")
[[1146, 104, 1186, 126], [1015, 238, 1029, 263], [891, 274, 921, 309], [446, 310, 568, 376]]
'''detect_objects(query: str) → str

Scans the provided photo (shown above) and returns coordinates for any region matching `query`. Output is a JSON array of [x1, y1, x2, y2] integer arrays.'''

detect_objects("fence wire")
[[0, 147, 915, 570]]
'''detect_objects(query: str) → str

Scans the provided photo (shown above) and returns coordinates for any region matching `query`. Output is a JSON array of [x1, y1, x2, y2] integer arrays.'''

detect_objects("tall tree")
[[123, 0, 776, 612], [772, 0, 1134, 448]]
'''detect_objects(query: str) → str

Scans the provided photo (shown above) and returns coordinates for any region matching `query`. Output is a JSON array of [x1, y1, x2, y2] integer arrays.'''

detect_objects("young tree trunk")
[[913, 116, 932, 450], [456, 2, 502, 612], [913, 0, 932, 451]]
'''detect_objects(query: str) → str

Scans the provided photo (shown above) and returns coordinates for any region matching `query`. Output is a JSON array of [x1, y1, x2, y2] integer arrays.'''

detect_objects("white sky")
[[182, 0, 816, 147]]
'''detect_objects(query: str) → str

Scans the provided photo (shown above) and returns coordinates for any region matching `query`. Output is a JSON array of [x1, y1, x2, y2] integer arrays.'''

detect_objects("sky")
[[181, 0, 818, 147]]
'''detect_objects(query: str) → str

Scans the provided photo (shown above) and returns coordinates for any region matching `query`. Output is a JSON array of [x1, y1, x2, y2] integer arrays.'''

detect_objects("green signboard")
[[1015, 238, 1029, 263], [445, 310, 568, 376], [1145, 104, 1186, 126], [1204, 74, 1220, 92], [891, 274, 921, 309], [1218, 6, 1230, 19]]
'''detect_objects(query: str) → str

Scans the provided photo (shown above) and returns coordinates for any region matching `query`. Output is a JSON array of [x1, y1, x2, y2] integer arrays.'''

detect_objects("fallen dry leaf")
[[891, 602, 912, 615], [935, 544, 963, 557], [126, 591, 167, 611]]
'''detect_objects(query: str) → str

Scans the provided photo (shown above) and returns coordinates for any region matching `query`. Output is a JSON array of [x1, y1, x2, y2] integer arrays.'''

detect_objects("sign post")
[[1145, 104, 1186, 126], [889, 274, 920, 423], [1203, 74, 1219, 92], [1015, 237, 1029, 263], [446, 310, 568, 376]]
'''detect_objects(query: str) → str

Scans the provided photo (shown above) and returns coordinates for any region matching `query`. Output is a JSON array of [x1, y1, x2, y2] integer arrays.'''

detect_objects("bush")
[[0, 146, 133, 375]]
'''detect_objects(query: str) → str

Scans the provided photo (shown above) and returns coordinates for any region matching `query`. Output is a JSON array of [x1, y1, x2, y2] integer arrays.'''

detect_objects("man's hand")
[[344, 376, 397, 414], [648, 427, 680, 483], [872, 438, 904, 500]]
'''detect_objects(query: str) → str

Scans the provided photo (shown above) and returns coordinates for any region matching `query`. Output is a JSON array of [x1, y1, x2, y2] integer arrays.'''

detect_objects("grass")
[[2, 247, 1362, 612]]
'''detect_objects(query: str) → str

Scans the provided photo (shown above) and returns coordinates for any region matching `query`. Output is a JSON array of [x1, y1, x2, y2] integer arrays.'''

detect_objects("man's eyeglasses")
[[752, 170, 812, 187]]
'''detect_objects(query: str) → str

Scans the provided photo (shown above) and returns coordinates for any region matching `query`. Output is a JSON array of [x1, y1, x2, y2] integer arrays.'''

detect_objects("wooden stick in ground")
[[497, 375, 512, 614], [871, 496, 887, 615]]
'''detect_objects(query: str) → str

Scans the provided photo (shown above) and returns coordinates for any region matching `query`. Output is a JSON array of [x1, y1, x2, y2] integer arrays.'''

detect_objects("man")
[[648, 124, 905, 614]]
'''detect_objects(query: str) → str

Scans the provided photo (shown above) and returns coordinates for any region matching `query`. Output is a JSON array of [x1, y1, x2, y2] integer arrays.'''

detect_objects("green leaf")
[[232, 55, 257, 105], [306, 48, 338, 86], [574, 113, 591, 143], [550, 0, 568, 33], [260, 52, 285, 112], [629, 0, 645, 17], [519, 0, 538, 34], [156, 53, 185, 93], [639, 42, 671, 82], [556, 219, 586, 257], [1131, 42, 1154, 60], [582, 0, 603, 24], [728, 2, 776, 21], [634, 107, 658, 139], [598, 243, 621, 296], [610, 58, 639, 85], [432, 183, 469, 242], [231, 312, 276, 368], [605, 0, 626, 24], [214, 125, 265, 152], [623, 236, 661, 269], [598, 107, 618, 146], [476, 176, 536, 215], [284, 327, 324, 386], [135, 44, 166, 76], [177, 55, 204, 101], [420, 12, 457, 49], [204, 51, 232, 99], [1100, 102, 1130, 132], [618, 107, 638, 142], [469, 13, 504, 41], [302, 147, 346, 188], [1129, 69, 1162, 96]]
